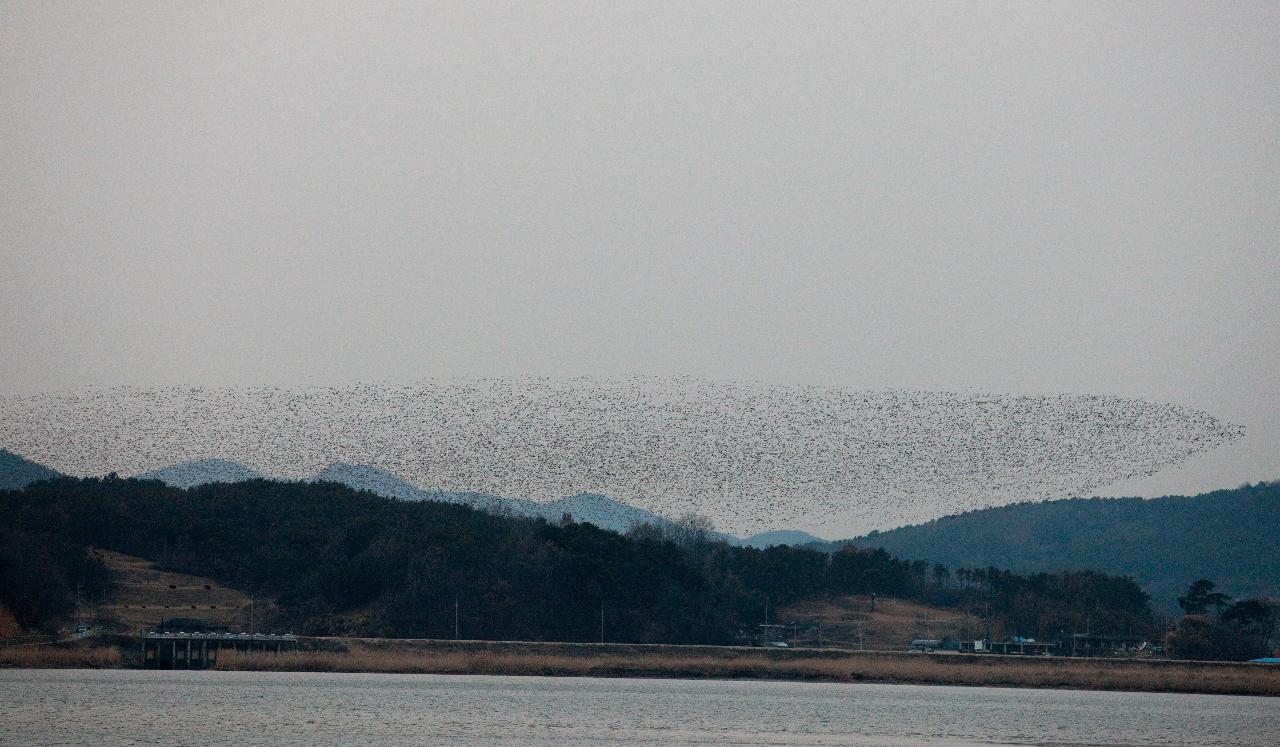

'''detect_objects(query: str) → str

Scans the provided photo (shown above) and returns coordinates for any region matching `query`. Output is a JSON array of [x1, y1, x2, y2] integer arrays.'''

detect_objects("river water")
[[1, 669, 1275, 746]]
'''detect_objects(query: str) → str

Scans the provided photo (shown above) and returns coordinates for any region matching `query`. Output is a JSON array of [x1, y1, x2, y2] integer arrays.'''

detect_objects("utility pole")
[[72, 581, 86, 639], [454, 597, 460, 640], [600, 601, 605, 644]]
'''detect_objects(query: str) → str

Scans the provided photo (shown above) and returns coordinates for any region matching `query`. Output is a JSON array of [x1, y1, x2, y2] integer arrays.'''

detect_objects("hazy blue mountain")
[[136, 458, 823, 544], [0, 449, 63, 491], [739, 529, 825, 549], [137, 459, 265, 488], [312, 462, 451, 502], [309, 462, 529, 511], [840, 482, 1280, 610], [309, 463, 679, 534]]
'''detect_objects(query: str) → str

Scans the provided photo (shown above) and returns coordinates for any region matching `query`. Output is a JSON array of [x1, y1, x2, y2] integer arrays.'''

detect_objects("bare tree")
[[670, 512, 715, 551]]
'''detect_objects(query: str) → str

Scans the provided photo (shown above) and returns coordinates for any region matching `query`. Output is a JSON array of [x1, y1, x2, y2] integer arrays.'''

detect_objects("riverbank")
[[217, 638, 1280, 696], [5, 637, 1277, 696]]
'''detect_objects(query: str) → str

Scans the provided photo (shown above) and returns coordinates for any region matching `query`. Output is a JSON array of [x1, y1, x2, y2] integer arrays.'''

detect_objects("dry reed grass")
[[213, 647, 1280, 696], [0, 645, 123, 669]]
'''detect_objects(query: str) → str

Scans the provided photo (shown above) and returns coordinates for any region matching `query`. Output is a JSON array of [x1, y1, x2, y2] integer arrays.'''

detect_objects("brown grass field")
[[780, 595, 984, 649], [211, 639, 1280, 696]]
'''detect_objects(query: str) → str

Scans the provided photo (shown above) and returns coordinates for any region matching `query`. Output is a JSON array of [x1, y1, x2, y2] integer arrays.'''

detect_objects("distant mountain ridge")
[[0, 449, 63, 491], [310, 462, 537, 520], [841, 482, 1280, 610], [311, 462, 717, 536], [130, 458, 768, 540], [137, 459, 265, 489]]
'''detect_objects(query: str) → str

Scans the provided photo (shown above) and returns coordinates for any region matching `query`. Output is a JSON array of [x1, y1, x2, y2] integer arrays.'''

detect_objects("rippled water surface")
[[1, 669, 1275, 746]]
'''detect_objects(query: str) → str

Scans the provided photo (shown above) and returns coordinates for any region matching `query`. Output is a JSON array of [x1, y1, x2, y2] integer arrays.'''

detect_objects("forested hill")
[[0, 449, 62, 490], [844, 482, 1280, 609], [1, 477, 1153, 644]]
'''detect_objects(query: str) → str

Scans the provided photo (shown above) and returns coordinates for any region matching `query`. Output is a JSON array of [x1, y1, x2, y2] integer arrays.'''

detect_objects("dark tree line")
[[939, 566, 1154, 642], [0, 526, 109, 632], [1166, 579, 1278, 660], [2, 477, 1154, 644]]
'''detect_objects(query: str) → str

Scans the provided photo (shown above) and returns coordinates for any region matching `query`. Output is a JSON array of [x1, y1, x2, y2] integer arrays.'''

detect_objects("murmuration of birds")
[[0, 378, 1245, 535]]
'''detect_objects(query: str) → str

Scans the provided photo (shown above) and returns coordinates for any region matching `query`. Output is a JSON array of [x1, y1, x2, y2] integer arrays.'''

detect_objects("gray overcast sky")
[[2, 2, 1277, 501]]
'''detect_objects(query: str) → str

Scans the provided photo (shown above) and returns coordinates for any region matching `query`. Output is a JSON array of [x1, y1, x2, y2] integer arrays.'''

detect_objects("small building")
[[987, 638, 1057, 656], [1067, 633, 1147, 657]]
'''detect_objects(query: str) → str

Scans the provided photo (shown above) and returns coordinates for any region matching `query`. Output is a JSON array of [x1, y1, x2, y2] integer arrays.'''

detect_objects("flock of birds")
[[0, 378, 1245, 534]]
